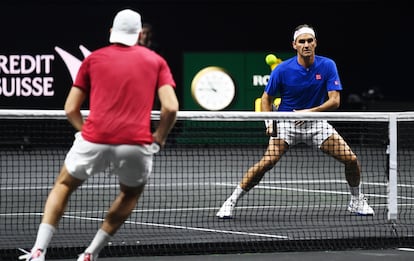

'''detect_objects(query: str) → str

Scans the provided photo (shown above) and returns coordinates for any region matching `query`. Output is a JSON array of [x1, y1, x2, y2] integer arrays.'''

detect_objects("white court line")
[[61, 214, 290, 239], [4, 201, 414, 219], [2, 179, 414, 190], [215, 181, 414, 200], [2, 179, 414, 219], [262, 180, 414, 190], [397, 248, 414, 252]]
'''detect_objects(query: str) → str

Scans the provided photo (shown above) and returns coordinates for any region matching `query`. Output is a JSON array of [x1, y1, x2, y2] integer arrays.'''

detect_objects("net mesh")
[[0, 110, 413, 259]]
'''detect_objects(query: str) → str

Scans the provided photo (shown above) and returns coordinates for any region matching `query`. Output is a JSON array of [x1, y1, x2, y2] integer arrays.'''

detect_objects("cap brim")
[[109, 31, 139, 46]]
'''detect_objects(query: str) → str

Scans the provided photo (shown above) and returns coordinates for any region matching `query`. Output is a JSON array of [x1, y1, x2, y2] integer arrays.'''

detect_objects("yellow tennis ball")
[[265, 54, 277, 66]]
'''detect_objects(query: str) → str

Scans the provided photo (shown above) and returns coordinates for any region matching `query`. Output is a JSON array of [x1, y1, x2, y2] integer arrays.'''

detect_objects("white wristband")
[[264, 120, 273, 128]]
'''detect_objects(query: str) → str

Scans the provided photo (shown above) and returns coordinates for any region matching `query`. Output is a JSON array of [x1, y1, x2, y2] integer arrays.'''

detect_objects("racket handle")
[[271, 121, 277, 137], [264, 120, 277, 137]]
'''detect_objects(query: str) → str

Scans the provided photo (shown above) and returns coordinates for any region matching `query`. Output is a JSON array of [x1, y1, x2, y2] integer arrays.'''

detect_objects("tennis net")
[[0, 110, 413, 260]]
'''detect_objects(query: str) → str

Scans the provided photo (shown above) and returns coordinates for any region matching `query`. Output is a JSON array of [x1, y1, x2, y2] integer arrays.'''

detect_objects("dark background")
[[0, 0, 411, 109]]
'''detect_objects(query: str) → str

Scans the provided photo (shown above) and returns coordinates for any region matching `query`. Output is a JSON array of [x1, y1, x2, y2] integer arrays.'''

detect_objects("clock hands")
[[207, 81, 218, 92], [191, 66, 236, 110]]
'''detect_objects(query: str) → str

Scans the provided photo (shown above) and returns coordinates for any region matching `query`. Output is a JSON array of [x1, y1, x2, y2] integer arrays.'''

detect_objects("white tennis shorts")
[[65, 132, 155, 187], [271, 120, 338, 148]]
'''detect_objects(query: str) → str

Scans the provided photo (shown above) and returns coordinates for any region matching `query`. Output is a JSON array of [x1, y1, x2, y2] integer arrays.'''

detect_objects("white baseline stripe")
[[61, 214, 289, 239], [397, 248, 414, 252]]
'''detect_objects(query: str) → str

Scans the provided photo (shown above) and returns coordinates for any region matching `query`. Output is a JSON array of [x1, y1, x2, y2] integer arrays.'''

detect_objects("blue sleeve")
[[325, 59, 342, 92]]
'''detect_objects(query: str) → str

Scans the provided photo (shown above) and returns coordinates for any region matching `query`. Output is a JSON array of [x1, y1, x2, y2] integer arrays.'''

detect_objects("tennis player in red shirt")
[[20, 8, 179, 261]]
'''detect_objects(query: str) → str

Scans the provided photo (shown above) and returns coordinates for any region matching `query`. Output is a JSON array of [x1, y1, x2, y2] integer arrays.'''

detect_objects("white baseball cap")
[[109, 9, 142, 46]]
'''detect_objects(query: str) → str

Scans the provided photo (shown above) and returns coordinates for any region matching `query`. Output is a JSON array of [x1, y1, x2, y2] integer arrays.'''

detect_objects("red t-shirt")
[[73, 44, 176, 145]]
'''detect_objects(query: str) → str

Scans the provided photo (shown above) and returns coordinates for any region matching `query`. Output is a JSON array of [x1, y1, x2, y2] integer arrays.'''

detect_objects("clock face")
[[191, 66, 236, 111]]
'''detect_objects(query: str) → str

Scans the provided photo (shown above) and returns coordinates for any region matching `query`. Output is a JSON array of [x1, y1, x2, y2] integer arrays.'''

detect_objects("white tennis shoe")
[[348, 193, 375, 216], [77, 252, 97, 261], [216, 198, 236, 219], [18, 248, 45, 261]]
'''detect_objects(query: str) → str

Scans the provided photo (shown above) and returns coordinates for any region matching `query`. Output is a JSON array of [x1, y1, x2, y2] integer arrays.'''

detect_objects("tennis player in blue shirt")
[[217, 24, 374, 219]]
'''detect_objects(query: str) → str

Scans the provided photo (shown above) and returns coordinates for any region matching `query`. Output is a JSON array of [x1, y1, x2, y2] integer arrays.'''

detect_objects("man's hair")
[[294, 24, 314, 32], [293, 24, 316, 41]]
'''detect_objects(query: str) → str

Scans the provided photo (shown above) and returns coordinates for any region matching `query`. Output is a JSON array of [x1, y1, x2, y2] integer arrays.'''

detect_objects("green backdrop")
[[183, 52, 294, 111]]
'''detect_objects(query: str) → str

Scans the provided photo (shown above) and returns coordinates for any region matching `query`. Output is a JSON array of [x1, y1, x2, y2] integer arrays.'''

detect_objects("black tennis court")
[[1, 116, 414, 260], [46, 248, 414, 261]]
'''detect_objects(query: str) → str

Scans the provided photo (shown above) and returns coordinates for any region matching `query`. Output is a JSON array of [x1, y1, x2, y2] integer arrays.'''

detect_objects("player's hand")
[[266, 125, 277, 137], [266, 126, 273, 136], [152, 132, 166, 148]]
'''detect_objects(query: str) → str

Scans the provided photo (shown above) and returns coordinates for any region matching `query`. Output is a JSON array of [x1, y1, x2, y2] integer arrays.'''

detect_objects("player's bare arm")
[[261, 91, 274, 112], [295, 90, 340, 113], [261, 92, 276, 136], [64, 86, 87, 131], [153, 84, 179, 147]]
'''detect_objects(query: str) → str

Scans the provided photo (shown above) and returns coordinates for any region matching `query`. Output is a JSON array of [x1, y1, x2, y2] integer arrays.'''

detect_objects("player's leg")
[[241, 138, 288, 190], [76, 184, 145, 261], [77, 144, 152, 260], [320, 133, 360, 186], [20, 133, 112, 261], [216, 138, 288, 219], [77, 184, 145, 261], [43, 165, 85, 225], [19, 165, 84, 261], [103, 184, 145, 233], [320, 133, 374, 216]]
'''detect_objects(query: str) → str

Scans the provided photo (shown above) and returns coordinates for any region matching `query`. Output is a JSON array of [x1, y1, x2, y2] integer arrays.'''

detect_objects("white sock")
[[230, 185, 247, 202], [84, 229, 112, 257], [349, 186, 360, 197], [33, 223, 56, 252]]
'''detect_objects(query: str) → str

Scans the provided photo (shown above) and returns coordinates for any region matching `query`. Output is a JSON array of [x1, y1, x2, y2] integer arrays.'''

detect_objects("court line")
[[2, 179, 413, 219], [2, 179, 413, 220], [2, 179, 414, 219], [0, 203, 390, 218], [61, 214, 290, 239], [215, 182, 414, 200], [397, 248, 414, 252], [2, 179, 414, 190]]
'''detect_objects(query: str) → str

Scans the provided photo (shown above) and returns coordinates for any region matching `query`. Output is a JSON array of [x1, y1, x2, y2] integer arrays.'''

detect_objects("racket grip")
[[264, 120, 277, 137], [271, 121, 277, 137]]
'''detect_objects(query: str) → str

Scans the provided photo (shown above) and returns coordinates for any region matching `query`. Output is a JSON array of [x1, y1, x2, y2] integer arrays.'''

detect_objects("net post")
[[387, 114, 398, 221]]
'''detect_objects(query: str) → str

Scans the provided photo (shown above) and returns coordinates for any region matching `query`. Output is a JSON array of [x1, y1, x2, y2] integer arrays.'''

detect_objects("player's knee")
[[263, 163, 275, 172], [344, 155, 360, 170], [348, 154, 358, 164], [262, 155, 279, 168]]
